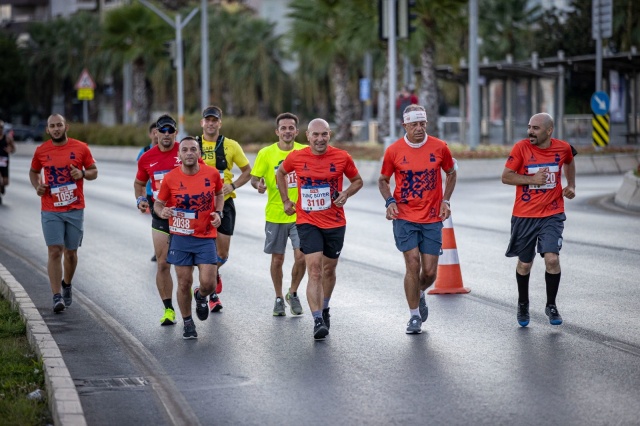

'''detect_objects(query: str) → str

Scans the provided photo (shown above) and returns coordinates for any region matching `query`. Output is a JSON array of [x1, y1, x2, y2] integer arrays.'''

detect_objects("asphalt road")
[[1, 157, 640, 426]]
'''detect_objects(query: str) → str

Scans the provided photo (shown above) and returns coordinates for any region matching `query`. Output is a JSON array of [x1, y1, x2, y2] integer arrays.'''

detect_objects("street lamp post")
[[139, 0, 199, 139]]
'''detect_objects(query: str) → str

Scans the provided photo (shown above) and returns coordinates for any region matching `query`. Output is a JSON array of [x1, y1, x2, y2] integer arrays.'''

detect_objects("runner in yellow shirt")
[[251, 113, 307, 316], [199, 106, 252, 312]]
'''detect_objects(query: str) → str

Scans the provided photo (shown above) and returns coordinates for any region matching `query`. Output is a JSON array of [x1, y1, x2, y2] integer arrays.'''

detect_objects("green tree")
[[406, 0, 467, 136], [103, 4, 170, 125], [0, 34, 26, 119], [288, 0, 378, 141], [24, 12, 109, 120], [532, 0, 593, 58], [478, 0, 541, 61]]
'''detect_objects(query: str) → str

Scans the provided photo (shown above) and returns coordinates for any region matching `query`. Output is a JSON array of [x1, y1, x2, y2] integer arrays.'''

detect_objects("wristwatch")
[[442, 200, 450, 206], [216, 211, 224, 219]]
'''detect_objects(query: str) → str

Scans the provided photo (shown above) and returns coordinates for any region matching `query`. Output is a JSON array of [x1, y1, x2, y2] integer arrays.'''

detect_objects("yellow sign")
[[78, 88, 94, 101], [592, 113, 609, 147]]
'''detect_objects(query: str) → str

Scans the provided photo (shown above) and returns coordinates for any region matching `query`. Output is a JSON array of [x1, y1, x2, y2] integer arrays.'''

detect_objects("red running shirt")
[[156, 164, 223, 238], [30, 139, 96, 212], [281, 146, 359, 229], [380, 136, 454, 223], [505, 138, 574, 218], [136, 144, 181, 202]]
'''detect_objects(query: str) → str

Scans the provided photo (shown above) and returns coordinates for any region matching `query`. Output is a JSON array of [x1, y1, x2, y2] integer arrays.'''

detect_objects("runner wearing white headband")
[[403, 110, 427, 124]]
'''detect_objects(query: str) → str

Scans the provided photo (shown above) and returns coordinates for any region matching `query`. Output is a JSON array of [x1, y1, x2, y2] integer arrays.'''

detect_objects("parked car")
[[3, 123, 44, 143]]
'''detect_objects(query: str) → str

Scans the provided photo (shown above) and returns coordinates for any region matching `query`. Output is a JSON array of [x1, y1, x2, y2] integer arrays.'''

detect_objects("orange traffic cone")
[[428, 215, 470, 294]]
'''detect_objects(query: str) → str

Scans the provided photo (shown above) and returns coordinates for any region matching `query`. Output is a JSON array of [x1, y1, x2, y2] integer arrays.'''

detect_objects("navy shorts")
[[297, 224, 345, 259], [505, 213, 565, 263], [392, 219, 443, 255], [167, 235, 218, 266]]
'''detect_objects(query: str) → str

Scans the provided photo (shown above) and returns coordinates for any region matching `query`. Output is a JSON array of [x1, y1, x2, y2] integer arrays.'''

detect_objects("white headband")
[[403, 110, 427, 124]]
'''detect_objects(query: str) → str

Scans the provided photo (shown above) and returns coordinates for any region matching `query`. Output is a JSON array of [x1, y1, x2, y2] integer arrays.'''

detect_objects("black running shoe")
[[322, 307, 331, 330], [183, 321, 197, 339], [545, 304, 563, 325], [53, 294, 65, 313], [313, 317, 329, 340], [419, 293, 429, 322], [194, 287, 209, 321], [62, 282, 72, 307], [150, 254, 157, 262], [517, 302, 529, 327]]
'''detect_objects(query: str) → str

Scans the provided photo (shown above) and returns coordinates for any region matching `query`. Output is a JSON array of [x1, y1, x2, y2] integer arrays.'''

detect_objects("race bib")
[[169, 208, 196, 235], [0, 156, 7, 167], [301, 184, 330, 211], [528, 165, 558, 190], [152, 170, 171, 199], [274, 166, 297, 188], [50, 182, 78, 207]]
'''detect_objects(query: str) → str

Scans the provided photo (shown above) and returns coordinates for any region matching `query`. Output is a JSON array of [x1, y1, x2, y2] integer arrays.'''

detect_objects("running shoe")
[[313, 317, 329, 340], [517, 302, 530, 327], [183, 321, 197, 339], [215, 274, 223, 294], [273, 297, 286, 316], [62, 282, 72, 307], [406, 315, 422, 334], [194, 288, 209, 321], [209, 294, 223, 312], [160, 307, 177, 326], [322, 307, 331, 329], [545, 304, 563, 325], [419, 293, 428, 322], [53, 294, 65, 313], [150, 254, 157, 262], [285, 291, 303, 315]]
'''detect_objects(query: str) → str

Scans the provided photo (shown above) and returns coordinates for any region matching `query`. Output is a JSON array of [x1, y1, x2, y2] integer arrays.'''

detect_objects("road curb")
[[0, 264, 87, 426]]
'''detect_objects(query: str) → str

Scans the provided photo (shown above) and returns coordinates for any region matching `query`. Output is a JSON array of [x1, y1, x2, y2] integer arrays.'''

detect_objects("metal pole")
[[200, 0, 209, 111], [176, 15, 185, 139], [596, 38, 603, 92], [387, 0, 397, 149], [122, 62, 132, 124], [469, 0, 480, 149], [83, 100, 88, 124]]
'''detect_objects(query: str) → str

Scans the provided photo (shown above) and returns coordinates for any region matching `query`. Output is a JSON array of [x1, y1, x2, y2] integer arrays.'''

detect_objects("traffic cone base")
[[428, 215, 470, 295]]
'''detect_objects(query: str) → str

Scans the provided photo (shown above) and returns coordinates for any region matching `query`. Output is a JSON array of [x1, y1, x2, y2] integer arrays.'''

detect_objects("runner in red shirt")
[[379, 105, 457, 334], [155, 137, 224, 339], [276, 118, 363, 340], [502, 112, 576, 327], [28, 114, 98, 313], [134, 114, 182, 326]]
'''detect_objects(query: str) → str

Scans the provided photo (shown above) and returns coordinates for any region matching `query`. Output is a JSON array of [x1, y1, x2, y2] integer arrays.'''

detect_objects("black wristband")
[[231, 183, 236, 190], [385, 196, 396, 208], [82, 170, 86, 178]]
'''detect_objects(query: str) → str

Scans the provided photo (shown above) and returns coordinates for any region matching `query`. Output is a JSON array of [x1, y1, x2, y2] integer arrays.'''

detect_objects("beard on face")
[[51, 133, 66, 143]]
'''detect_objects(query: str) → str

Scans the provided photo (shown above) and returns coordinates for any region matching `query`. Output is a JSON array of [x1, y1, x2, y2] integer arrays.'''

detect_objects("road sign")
[[592, 113, 610, 147], [74, 68, 96, 90], [591, 91, 610, 115], [592, 0, 612, 39], [77, 88, 94, 101]]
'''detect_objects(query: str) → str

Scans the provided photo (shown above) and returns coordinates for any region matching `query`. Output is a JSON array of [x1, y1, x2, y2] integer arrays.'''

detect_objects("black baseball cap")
[[156, 115, 177, 130], [202, 107, 221, 119]]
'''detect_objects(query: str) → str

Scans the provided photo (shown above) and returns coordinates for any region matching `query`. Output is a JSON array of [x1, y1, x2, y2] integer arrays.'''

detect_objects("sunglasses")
[[158, 126, 176, 134]]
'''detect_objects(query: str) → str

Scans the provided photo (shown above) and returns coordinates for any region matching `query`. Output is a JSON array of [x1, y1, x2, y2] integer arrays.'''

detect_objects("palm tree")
[[288, 0, 378, 141], [103, 4, 169, 125], [405, 0, 467, 136], [25, 12, 110, 120], [478, 0, 541, 61]]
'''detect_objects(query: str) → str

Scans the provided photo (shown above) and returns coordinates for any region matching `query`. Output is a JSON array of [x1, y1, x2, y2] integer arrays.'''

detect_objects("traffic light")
[[379, 0, 419, 40]]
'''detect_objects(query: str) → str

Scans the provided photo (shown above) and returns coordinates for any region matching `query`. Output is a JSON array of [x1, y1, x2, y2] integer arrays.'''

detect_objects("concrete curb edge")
[[0, 264, 87, 426]]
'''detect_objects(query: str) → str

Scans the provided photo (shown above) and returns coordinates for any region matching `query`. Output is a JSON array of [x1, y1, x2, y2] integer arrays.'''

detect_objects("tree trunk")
[[331, 56, 353, 142], [419, 44, 439, 137], [132, 58, 149, 125]]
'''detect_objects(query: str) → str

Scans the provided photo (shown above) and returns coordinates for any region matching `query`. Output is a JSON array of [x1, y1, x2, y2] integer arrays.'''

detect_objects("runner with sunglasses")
[[134, 114, 182, 326]]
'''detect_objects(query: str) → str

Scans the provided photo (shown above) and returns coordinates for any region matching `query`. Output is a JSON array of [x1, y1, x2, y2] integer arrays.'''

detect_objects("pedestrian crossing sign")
[[75, 69, 96, 90]]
